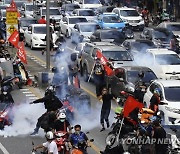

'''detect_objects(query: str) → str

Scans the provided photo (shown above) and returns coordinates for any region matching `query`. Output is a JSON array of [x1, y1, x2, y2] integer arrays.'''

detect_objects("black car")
[[108, 66, 157, 97], [140, 27, 174, 48], [19, 18, 38, 41], [90, 29, 126, 45], [122, 39, 156, 54]]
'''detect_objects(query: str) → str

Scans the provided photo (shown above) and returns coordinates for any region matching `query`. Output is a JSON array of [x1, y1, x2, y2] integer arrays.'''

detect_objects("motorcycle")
[[0, 103, 13, 129], [143, 16, 149, 27], [54, 131, 70, 154], [71, 139, 94, 154]]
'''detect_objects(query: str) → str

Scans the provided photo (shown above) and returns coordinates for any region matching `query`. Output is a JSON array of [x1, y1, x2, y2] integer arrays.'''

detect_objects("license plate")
[[170, 76, 179, 79]]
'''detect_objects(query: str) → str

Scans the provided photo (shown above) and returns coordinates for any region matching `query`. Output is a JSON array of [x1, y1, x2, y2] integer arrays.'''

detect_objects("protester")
[[33, 131, 58, 154], [38, 16, 46, 24], [0, 86, 14, 104], [99, 87, 117, 132]]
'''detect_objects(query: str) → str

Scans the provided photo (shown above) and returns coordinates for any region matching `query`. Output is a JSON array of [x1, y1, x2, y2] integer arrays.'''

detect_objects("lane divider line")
[[0, 142, 9, 154]]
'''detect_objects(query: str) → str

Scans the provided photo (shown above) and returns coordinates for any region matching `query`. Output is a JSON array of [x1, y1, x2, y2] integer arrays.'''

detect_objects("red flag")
[[17, 42, 27, 64], [123, 96, 144, 118], [8, 30, 19, 48], [96, 50, 114, 76]]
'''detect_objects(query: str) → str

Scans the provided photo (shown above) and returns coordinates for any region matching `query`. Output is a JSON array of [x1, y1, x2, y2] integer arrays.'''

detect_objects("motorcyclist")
[[69, 124, 90, 153], [134, 71, 146, 103], [0, 86, 14, 104], [30, 86, 63, 135], [149, 88, 161, 115], [0, 19, 6, 41], [53, 112, 72, 134], [33, 131, 58, 154]]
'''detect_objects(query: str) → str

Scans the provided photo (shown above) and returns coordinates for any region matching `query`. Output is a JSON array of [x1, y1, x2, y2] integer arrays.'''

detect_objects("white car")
[[59, 16, 88, 37], [143, 48, 180, 80], [144, 79, 180, 125], [71, 22, 100, 43], [72, 9, 97, 21], [21, 3, 34, 18], [24, 24, 58, 49], [112, 7, 144, 30], [74, 0, 102, 9]]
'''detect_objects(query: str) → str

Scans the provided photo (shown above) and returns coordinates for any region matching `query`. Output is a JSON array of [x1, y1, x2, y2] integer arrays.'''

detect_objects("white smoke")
[[0, 103, 45, 137]]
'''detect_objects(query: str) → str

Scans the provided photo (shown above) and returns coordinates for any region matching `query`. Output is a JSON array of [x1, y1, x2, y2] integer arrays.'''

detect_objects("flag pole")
[[116, 117, 124, 144], [87, 60, 96, 82]]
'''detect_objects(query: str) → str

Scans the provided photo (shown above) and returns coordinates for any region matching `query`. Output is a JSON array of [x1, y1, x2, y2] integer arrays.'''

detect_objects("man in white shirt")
[[33, 131, 58, 154]]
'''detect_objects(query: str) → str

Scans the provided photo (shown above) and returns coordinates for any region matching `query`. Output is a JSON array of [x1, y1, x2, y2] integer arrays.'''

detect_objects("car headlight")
[[33, 36, 38, 40], [165, 106, 180, 114]]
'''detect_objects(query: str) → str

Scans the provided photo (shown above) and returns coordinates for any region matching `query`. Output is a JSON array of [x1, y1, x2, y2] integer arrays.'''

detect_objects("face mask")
[[3, 92, 7, 95], [75, 131, 80, 134], [60, 119, 65, 122]]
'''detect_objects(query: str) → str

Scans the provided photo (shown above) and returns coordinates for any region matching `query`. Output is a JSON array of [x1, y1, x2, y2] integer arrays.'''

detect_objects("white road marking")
[[20, 89, 29, 91], [22, 91, 32, 94], [29, 97, 38, 100], [0, 142, 9, 154], [26, 94, 36, 97]]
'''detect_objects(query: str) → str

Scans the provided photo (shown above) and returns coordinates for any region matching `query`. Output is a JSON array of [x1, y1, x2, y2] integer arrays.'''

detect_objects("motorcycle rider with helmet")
[[0, 86, 14, 104], [53, 112, 72, 134], [33, 131, 58, 154], [30, 86, 63, 135], [69, 124, 90, 153]]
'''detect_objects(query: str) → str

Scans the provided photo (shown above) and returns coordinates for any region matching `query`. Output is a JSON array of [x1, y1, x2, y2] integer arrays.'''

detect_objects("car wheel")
[[83, 65, 88, 82], [30, 40, 34, 50]]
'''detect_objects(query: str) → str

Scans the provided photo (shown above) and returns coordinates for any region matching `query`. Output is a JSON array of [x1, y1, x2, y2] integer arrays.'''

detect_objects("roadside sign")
[[6, 12, 18, 24], [7, 25, 17, 34]]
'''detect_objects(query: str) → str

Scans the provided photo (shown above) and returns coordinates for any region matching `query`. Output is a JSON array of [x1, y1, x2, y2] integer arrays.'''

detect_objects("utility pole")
[[46, 0, 50, 71]]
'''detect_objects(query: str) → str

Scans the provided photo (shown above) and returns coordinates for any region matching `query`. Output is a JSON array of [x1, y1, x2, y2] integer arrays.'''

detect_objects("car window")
[[83, 44, 92, 54], [76, 44, 83, 52]]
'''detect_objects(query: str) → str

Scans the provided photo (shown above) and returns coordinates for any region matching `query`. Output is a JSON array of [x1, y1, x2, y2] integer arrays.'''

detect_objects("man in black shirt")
[[53, 112, 72, 134], [99, 87, 117, 132]]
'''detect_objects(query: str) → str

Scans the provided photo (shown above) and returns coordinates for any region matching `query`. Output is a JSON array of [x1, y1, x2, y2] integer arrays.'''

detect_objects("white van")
[[74, 0, 102, 9]]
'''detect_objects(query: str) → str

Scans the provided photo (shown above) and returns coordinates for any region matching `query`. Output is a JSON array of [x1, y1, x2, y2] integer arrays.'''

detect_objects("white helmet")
[[45, 131, 54, 140], [59, 112, 66, 119]]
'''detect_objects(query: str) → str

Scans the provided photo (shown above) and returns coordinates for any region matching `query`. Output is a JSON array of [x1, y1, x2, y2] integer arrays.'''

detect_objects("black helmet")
[[45, 86, 55, 96], [138, 71, 144, 78], [70, 53, 77, 61]]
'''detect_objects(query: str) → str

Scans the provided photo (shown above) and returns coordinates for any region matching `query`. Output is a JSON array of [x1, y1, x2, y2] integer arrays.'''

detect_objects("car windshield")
[[120, 10, 139, 17], [34, 27, 46, 34], [64, 4, 80, 11], [167, 24, 180, 31], [103, 51, 133, 61], [164, 87, 180, 101], [80, 25, 100, 32], [26, 5, 33, 11], [79, 10, 95, 16], [16, 2, 24, 8], [127, 70, 157, 84], [103, 16, 122, 23], [153, 30, 173, 41], [131, 42, 156, 52], [42, 9, 60, 15], [69, 18, 87, 24], [20, 20, 37, 27], [155, 54, 180, 65], [84, 0, 101, 4]]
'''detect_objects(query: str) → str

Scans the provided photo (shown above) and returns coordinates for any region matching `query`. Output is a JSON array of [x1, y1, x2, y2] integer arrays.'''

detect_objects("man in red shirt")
[[38, 16, 46, 24]]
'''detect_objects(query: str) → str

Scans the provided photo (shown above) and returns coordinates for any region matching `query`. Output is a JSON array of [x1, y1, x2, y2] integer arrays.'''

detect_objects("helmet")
[[70, 53, 77, 61], [45, 86, 55, 96], [45, 131, 54, 140], [138, 71, 144, 78], [1, 86, 9, 93], [154, 88, 160, 96], [59, 112, 66, 119]]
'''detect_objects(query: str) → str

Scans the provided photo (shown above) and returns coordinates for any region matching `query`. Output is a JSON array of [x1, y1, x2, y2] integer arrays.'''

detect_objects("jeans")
[[100, 108, 110, 124]]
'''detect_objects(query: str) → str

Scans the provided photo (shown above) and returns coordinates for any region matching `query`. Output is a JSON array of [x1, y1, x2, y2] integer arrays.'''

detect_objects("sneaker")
[[100, 128, 105, 132], [30, 130, 38, 136]]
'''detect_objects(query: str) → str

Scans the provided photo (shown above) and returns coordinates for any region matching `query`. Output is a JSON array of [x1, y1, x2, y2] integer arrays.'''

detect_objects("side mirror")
[[159, 101, 168, 105]]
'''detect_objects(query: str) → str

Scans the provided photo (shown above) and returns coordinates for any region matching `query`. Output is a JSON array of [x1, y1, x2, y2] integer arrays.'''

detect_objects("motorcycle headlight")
[[165, 106, 180, 114]]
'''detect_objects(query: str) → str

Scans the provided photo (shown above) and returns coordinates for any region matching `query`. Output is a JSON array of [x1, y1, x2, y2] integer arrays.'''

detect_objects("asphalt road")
[[0, 31, 142, 154]]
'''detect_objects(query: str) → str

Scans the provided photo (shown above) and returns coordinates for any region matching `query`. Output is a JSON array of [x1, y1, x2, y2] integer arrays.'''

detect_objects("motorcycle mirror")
[[90, 139, 94, 142]]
